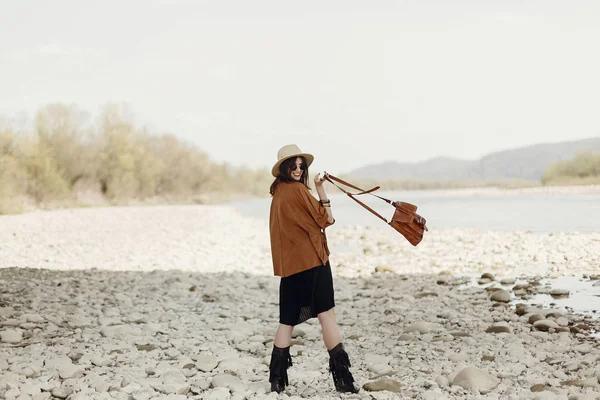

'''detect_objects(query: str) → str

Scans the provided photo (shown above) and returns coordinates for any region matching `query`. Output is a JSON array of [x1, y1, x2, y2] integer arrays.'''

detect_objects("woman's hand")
[[314, 172, 328, 188]]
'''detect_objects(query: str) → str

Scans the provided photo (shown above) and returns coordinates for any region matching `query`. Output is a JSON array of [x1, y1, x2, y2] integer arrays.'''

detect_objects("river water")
[[229, 187, 600, 232]]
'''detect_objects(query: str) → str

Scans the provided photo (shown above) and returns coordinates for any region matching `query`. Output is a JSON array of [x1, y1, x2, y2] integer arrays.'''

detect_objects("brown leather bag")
[[324, 173, 428, 246]]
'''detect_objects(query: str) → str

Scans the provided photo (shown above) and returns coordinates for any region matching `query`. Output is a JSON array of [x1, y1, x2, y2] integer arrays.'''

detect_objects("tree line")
[[0, 103, 272, 214], [1, 103, 597, 215]]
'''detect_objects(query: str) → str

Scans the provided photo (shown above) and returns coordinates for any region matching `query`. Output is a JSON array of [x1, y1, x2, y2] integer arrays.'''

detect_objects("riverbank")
[[4, 182, 600, 218], [1, 205, 599, 399]]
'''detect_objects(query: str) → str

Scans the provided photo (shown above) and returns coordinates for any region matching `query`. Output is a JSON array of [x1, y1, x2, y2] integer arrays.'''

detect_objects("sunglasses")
[[291, 163, 306, 172]]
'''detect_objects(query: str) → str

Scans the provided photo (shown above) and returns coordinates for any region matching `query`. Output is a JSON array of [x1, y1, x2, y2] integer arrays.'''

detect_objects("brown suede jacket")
[[269, 181, 334, 277]]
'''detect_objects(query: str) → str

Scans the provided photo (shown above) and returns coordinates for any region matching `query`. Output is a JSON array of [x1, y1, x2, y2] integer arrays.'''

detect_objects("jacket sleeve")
[[294, 185, 335, 230]]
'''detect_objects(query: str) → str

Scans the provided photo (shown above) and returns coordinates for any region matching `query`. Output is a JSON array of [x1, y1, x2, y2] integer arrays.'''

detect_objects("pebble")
[[0, 330, 23, 344], [533, 320, 559, 331], [363, 378, 403, 392], [450, 366, 500, 394], [490, 290, 511, 303], [405, 322, 431, 334]]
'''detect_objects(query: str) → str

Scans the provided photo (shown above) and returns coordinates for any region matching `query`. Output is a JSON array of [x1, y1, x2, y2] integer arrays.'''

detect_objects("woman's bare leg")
[[274, 324, 294, 348], [317, 308, 342, 350]]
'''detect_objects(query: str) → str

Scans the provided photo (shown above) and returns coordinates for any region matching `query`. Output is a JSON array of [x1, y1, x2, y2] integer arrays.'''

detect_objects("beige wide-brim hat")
[[271, 144, 314, 177]]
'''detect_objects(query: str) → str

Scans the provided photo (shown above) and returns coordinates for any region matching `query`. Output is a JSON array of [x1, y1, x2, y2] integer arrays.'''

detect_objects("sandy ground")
[[1, 205, 599, 400]]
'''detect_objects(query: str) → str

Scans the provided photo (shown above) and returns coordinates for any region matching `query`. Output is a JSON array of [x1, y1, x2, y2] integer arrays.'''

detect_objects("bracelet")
[[319, 199, 331, 206]]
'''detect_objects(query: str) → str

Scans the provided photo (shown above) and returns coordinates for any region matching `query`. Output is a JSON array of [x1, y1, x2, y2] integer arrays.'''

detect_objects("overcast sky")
[[1, 0, 599, 173]]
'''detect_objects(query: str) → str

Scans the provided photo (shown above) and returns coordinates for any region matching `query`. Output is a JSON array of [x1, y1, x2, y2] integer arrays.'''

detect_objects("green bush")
[[146, 134, 212, 196], [0, 132, 27, 213], [18, 137, 70, 203], [542, 152, 600, 185], [35, 103, 94, 188]]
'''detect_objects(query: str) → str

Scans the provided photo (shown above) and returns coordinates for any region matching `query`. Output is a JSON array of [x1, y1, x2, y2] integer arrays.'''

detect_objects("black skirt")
[[279, 261, 335, 326]]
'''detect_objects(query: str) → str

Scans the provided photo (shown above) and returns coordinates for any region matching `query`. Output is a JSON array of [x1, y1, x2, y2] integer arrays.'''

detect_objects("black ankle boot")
[[328, 343, 359, 393], [269, 345, 292, 393]]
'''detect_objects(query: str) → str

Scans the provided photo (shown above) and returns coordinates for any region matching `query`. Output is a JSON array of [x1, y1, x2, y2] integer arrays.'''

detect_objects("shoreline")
[[2, 182, 600, 218], [1, 205, 599, 278]]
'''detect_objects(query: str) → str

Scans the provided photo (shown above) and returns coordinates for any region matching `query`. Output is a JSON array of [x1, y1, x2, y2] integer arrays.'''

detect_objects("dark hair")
[[269, 156, 310, 196]]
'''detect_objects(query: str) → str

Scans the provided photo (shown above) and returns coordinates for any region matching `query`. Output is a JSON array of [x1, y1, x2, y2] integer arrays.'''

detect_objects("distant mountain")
[[347, 137, 600, 182]]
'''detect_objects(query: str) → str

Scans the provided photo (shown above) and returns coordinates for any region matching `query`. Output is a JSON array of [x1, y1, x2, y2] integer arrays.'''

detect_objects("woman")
[[268, 144, 359, 394]]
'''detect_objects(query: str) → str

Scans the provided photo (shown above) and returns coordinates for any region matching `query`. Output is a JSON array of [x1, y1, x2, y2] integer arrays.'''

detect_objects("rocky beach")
[[1, 205, 600, 400]]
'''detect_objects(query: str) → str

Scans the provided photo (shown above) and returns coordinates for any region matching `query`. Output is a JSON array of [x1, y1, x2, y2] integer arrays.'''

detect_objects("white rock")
[[218, 357, 258, 375], [100, 325, 143, 338], [422, 390, 448, 400], [70, 394, 98, 400], [21, 384, 41, 396], [405, 322, 430, 334], [67, 316, 92, 328], [211, 374, 245, 393], [90, 377, 110, 392], [571, 393, 600, 400], [204, 387, 231, 400], [161, 369, 187, 384], [21, 314, 45, 323], [130, 390, 152, 400], [435, 375, 450, 387], [195, 356, 219, 372], [58, 364, 85, 379], [293, 370, 321, 384], [550, 289, 569, 297], [0, 307, 14, 318], [451, 366, 500, 394], [574, 344, 593, 354], [490, 290, 510, 303], [368, 364, 393, 375], [398, 334, 417, 341], [0, 329, 23, 344], [364, 354, 392, 365], [44, 356, 73, 370], [189, 378, 211, 393], [448, 353, 469, 363], [122, 383, 142, 394], [533, 320, 559, 331], [90, 356, 111, 367], [51, 387, 73, 399], [555, 317, 569, 327], [21, 367, 36, 378], [157, 383, 190, 395]]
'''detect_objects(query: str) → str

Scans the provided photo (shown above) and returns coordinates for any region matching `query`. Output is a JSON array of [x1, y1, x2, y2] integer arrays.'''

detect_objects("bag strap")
[[346, 192, 389, 224], [323, 175, 380, 196], [323, 173, 390, 224], [325, 173, 394, 204]]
